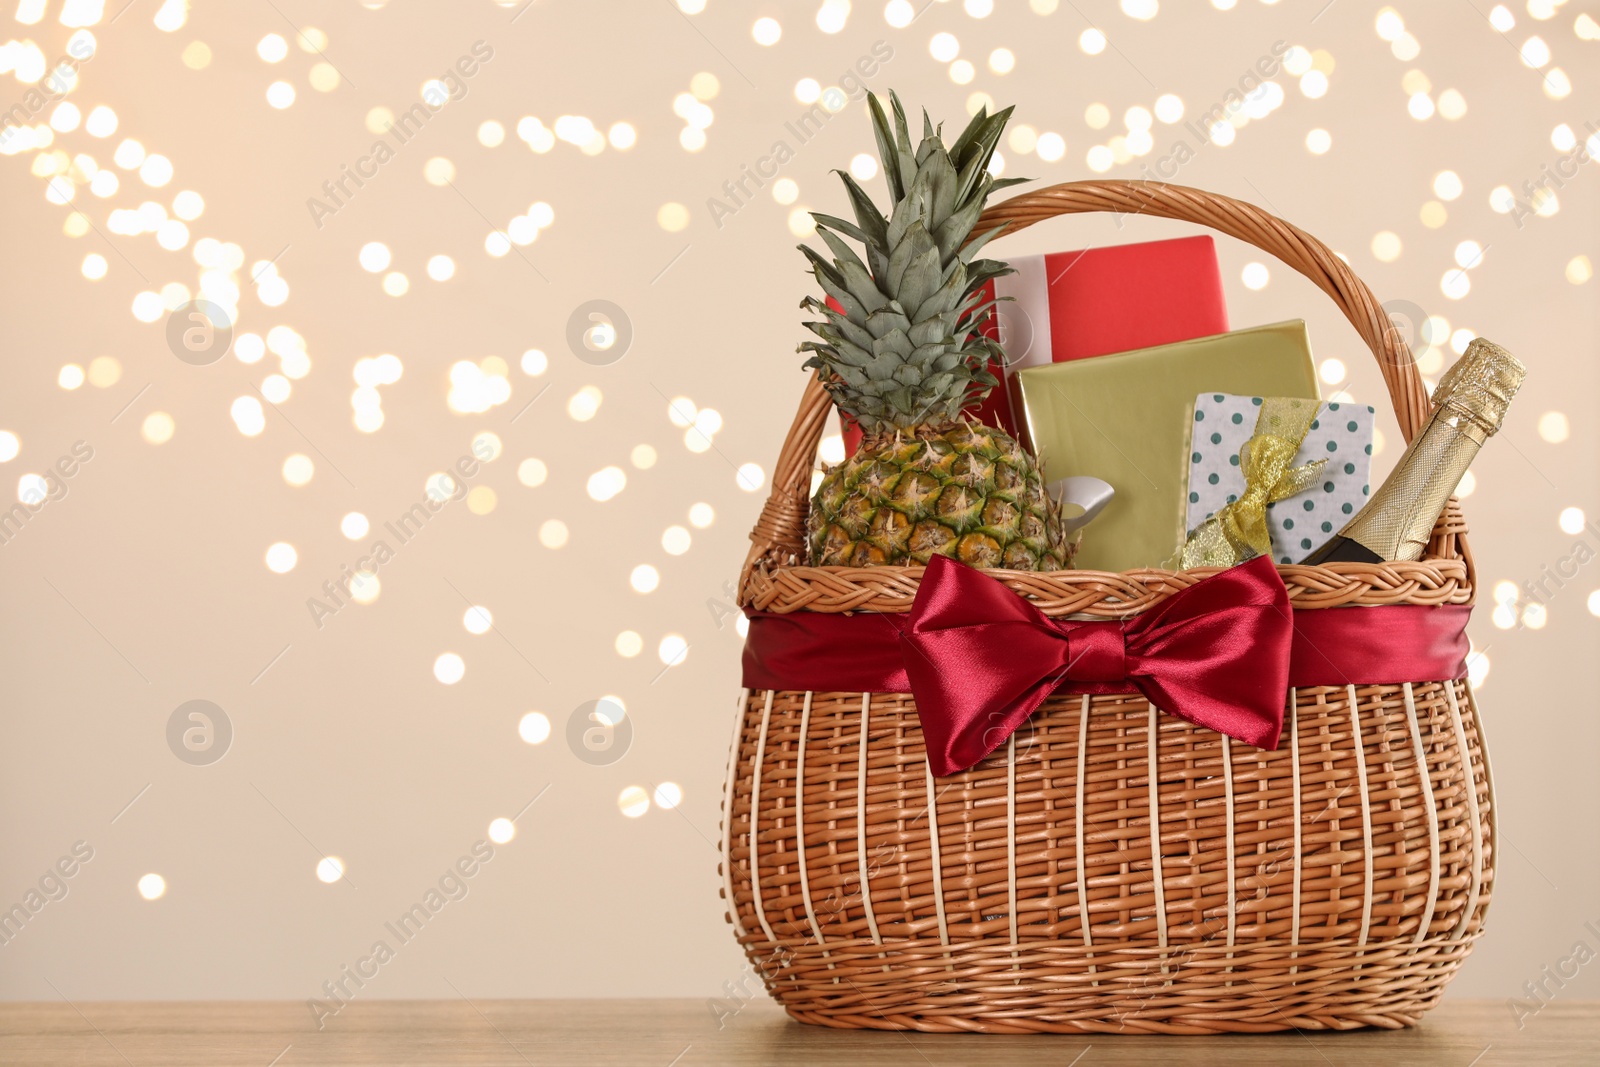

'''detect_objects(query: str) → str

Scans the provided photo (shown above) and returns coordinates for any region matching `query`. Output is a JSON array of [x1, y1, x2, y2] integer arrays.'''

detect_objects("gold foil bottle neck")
[[1432, 337, 1525, 435]]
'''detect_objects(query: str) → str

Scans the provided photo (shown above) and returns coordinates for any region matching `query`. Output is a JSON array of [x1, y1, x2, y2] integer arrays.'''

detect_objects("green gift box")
[[1012, 320, 1321, 572]]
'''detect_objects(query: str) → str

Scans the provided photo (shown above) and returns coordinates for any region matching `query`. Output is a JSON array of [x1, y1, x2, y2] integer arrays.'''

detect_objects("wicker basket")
[[719, 180, 1493, 1035]]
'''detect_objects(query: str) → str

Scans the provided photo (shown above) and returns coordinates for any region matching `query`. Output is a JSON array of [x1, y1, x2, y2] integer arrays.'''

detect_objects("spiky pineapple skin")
[[807, 421, 1067, 570]]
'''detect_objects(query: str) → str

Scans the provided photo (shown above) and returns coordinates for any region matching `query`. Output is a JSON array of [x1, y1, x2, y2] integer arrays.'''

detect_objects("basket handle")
[[742, 178, 1438, 587]]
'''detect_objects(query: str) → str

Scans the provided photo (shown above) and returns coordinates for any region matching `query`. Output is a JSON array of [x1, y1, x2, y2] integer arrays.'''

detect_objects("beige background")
[[1, 0, 1595, 1012]]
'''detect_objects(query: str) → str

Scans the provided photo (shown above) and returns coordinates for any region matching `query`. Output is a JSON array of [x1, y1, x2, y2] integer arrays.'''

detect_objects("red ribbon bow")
[[903, 554, 1292, 776]]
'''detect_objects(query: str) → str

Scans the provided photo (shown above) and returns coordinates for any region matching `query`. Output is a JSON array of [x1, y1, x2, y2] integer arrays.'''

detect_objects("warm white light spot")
[[794, 78, 821, 104], [265, 542, 298, 574], [1468, 649, 1489, 689], [261, 375, 291, 404], [141, 412, 174, 445], [1588, 591, 1600, 618], [615, 631, 643, 658], [752, 17, 782, 45], [1566, 256, 1593, 285], [58, 364, 85, 389], [817, 0, 848, 33], [885, 0, 914, 28], [667, 397, 698, 428], [308, 62, 339, 92], [1432, 170, 1463, 201], [50, 101, 80, 132], [1538, 411, 1570, 444], [1154, 94, 1184, 123], [1456, 469, 1475, 498], [658, 633, 688, 666], [568, 386, 602, 422], [1560, 507, 1586, 535], [137, 873, 166, 900], [1008, 125, 1038, 153], [17, 474, 46, 505], [662, 525, 691, 555], [689, 502, 715, 528], [930, 31, 960, 61], [483, 817, 515, 844], [87, 356, 118, 390], [1036, 132, 1065, 162], [1420, 200, 1447, 228], [653, 782, 683, 809], [618, 786, 650, 818], [1441, 268, 1470, 300], [266, 80, 296, 109], [1241, 262, 1269, 290], [1491, 603, 1518, 630], [433, 652, 465, 685], [1488, 4, 1515, 31], [965, 0, 994, 14], [427, 255, 456, 281], [152, 0, 188, 32], [257, 33, 288, 62], [358, 242, 391, 272], [231, 396, 266, 436], [1319, 358, 1346, 385], [849, 153, 878, 181], [690, 71, 719, 101], [736, 463, 766, 492], [0, 433, 18, 463], [422, 155, 455, 185], [625, 444, 657, 472], [988, 48, 1014, 74], [281, 454, 314, 487], [340, 512, 369, 540], [463, 605, 493, 635], [1305, 128, 1331, 154], [517, 458, 548, 488], [538, 519, 568, 549], [1520, 35, 1550, 67], [1371, 231, 1402, 262], [381, 271, 408, 297], [677, 0, 706, 11], [466, 486, 496, 516], [787, 207, 815, 237], [1300, 71, 1329, 98], [1492, 579, 1519, 605], [316, 857, 344, 884], [587, 466, 627, 502], [172, 189, 203, 220], [1079, 28, 1106, 54], [1454, 241, 1484, 269], [518, 712, 551, 744], [630, 564, 660, 593], [657, 202, 690, 232], [85, 105, 117, 137], [948, 59, 974, 84], [1121, 0, 1157, 17], [1085, 103, 1110, 128]]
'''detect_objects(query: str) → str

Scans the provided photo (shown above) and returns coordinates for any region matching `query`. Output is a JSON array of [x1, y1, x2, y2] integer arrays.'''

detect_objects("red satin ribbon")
[[741, 557, 1471, 776]]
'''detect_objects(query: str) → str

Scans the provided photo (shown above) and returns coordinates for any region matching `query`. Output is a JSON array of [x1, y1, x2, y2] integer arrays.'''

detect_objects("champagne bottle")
[[1305, 337, 1525, 564]]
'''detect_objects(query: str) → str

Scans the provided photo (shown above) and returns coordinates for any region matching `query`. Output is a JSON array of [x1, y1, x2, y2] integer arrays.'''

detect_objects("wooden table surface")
[[1, 998, 1592, 1066]]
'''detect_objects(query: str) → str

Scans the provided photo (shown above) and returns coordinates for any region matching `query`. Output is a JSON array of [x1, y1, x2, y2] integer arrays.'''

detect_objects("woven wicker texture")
[[722, 180, 1493, 1034]]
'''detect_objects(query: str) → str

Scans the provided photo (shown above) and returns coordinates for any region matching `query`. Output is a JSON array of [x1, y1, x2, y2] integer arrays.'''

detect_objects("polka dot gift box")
[[1184, 393, 1374, 564]]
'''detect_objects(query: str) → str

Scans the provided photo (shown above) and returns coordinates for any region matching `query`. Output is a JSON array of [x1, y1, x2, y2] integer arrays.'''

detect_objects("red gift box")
[[840, 235, 1228, 456]]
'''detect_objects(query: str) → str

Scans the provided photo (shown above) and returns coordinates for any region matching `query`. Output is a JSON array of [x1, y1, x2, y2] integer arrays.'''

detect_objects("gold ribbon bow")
[[1180, 397, 1327, 568]]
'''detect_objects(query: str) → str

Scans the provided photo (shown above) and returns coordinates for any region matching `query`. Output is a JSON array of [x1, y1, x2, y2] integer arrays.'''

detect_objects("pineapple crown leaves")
[[796, 90, 1030, 434]]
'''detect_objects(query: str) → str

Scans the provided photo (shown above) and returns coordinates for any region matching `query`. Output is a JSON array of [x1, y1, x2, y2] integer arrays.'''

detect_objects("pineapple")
[[799, 91, 1068, 570]]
